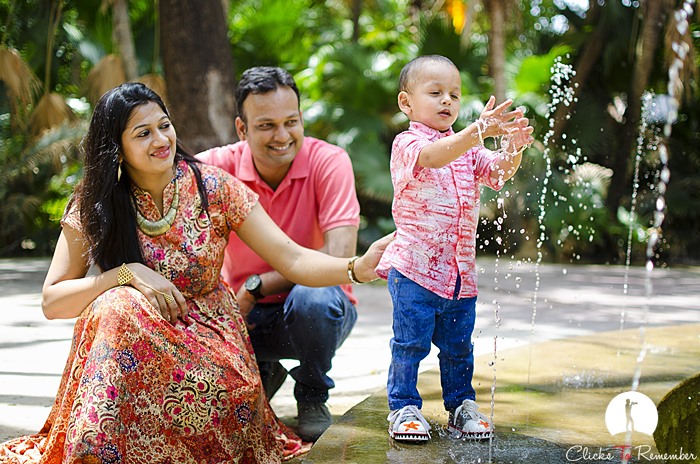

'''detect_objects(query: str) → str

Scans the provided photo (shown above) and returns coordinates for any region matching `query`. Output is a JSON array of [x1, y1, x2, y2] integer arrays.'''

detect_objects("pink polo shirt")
[[376, 121, 503, 299], [197, 137, 360, 304]]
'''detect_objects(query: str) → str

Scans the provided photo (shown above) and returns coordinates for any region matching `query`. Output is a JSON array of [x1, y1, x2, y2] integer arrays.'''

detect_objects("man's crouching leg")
[[283, 285, 357, 441]]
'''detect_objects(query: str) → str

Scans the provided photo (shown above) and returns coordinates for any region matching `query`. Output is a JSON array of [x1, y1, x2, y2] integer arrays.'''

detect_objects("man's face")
[[236, 86, 304, 172]]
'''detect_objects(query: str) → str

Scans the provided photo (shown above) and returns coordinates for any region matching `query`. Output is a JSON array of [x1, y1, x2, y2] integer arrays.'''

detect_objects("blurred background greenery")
[[1, 0, 698, 265]]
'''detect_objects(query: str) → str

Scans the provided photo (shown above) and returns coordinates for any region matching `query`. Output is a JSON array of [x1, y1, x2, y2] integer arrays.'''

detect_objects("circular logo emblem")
[[605, 391, 658, 436]]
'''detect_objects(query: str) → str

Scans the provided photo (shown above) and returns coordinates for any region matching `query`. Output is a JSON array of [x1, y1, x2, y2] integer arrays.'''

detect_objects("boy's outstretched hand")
[[477, 96, 527, 139], [505, 116, 535, 152]]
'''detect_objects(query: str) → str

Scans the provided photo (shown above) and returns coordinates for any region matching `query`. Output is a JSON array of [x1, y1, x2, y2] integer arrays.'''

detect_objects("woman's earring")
[[117, 160, 123, 182]]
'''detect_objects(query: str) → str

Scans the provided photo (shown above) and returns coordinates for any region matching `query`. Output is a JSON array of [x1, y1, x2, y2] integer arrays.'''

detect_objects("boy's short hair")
[[399, 55, 458, 93]]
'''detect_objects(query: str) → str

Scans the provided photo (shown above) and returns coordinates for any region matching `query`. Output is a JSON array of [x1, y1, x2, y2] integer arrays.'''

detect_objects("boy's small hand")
[[478, 96, 525, 139], [508, 118, 535, 150]]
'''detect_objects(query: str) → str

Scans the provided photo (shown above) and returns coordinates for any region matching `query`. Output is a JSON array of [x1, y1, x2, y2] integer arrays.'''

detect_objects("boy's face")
[[398, 62, 461, 132]]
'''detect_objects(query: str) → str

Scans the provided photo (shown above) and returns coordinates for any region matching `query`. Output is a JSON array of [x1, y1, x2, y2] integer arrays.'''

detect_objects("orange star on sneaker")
[[387, 405, 431, 442], [404, 421, 420, 431], [448, 399, 494, 440]]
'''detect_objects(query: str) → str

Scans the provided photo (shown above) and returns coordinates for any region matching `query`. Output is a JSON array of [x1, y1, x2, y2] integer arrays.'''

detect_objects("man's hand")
[[235, 286, 257, 329]]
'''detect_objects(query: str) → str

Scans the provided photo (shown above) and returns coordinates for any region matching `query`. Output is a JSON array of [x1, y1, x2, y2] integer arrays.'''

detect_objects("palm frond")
[[135, 73, 167, 102], [2, 122, 86, 186], [30, 92, 75, 136], [23, 121, 87, 173], [570, 162, 613, 198], [86, 54, 126, 104], [0, 46, 41, 128]]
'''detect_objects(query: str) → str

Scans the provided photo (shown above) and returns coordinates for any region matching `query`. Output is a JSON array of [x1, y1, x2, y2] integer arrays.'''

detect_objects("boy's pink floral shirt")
[[376, 121, 504, 299]]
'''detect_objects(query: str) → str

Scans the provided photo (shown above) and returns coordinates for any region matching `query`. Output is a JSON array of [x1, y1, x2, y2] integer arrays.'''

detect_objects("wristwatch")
[[244, 274, 264, 300]]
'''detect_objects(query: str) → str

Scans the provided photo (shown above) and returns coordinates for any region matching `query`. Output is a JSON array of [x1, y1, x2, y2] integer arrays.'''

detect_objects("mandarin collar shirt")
[[376, 121, 504, 299]]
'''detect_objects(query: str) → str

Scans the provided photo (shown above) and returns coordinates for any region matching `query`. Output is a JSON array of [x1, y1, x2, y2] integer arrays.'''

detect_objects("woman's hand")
[[353, 232, 396, 283], [122, 263, 188, 325]]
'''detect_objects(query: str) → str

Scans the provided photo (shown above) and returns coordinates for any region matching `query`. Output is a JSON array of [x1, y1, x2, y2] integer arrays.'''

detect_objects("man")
[[196, 66, 360, 442]]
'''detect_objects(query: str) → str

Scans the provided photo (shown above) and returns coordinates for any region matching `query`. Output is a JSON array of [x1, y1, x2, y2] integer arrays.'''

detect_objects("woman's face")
[[120, 102, 177, 185]]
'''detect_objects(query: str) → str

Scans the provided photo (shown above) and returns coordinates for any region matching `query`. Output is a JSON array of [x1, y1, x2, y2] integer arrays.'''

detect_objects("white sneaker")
[[387, 405, 431, 442], [447, 399, 494, 439]]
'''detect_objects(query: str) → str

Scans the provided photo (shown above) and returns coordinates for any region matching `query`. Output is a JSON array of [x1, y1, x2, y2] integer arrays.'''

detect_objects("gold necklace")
[[135, 178, 180, 237]]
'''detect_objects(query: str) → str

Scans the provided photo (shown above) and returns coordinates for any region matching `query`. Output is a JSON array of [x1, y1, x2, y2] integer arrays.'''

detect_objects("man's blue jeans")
[[387, 268, 477, 412], [247, 285, 357, 404]]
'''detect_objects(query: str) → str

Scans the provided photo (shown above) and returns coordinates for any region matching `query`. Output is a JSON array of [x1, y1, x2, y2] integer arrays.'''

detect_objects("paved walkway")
[[1, 257, 699, 450]]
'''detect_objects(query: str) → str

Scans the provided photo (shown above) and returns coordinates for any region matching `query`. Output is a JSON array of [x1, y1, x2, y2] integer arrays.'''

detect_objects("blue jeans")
[[387, 268, 477, 412], [247, 285, 357, 404]]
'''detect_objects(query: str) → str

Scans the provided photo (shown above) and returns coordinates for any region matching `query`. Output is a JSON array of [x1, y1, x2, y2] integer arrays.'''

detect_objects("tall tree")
[[605, 0, 675, 213], [159, 0, 237, 152], [485, 0, 506, 102], [108, 0, 138, 80]]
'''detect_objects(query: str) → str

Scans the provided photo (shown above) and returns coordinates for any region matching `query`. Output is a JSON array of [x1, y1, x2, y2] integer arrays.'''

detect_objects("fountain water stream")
[[620, 2, 695, 462], [526, 54, 577, 415]]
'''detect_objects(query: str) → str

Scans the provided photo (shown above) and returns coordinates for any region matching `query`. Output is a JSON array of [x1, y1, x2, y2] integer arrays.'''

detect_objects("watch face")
[[245, 274, 262, 292]]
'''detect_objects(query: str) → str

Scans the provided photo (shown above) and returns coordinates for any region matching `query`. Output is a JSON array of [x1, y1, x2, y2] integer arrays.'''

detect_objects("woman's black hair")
[[70, 82, 209, 271]]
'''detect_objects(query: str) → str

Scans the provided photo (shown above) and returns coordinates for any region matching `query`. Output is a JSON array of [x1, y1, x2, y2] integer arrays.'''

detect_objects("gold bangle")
[[347, 256, 364, 284], [117, 263, 134, 286], [116, 263, 175, 305]]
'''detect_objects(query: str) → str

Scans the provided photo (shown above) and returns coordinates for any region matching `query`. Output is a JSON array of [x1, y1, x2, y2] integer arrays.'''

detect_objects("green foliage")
[[2, 0, 699, 263], [514, 45, 571, 95], [229, 0, 333, 72], [0, 120, 85, 255]]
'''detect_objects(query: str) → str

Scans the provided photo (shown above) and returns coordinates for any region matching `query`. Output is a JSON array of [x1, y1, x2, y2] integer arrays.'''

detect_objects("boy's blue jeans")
[[247, 285, 357, 404], [387, 268, 476, 412]]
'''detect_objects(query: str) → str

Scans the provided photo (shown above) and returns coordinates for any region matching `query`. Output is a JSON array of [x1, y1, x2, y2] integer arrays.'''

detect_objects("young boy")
[[376, 55, 534, 442]]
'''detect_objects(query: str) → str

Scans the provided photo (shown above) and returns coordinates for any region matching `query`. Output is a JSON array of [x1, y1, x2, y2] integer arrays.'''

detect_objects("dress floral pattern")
[[0, 161, 306, 463]]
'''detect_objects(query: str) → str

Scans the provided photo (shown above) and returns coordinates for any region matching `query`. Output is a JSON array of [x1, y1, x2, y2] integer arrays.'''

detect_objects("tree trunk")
[[605, 0, 673, 213], [459, 0, 476, 48], [550, 0, 604, 142], [350, 0, 361, 43], [486, 0, 506, 102], [111, 0, 138, 81], [159, 0, 237, 153]]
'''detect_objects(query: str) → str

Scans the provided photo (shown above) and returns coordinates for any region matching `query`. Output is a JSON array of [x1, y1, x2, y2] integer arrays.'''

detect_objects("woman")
[[0, 82, 390, 463]]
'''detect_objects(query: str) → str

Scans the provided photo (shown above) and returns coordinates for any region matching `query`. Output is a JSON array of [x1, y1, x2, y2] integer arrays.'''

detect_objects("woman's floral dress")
[[0, 161, 306, 463]]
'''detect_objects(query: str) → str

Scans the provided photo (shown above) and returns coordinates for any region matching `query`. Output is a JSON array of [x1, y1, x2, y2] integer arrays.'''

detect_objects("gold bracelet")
[[116, 263, 175, 304], [117, 263, 134, 286], [347, 256, 364, 284]]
